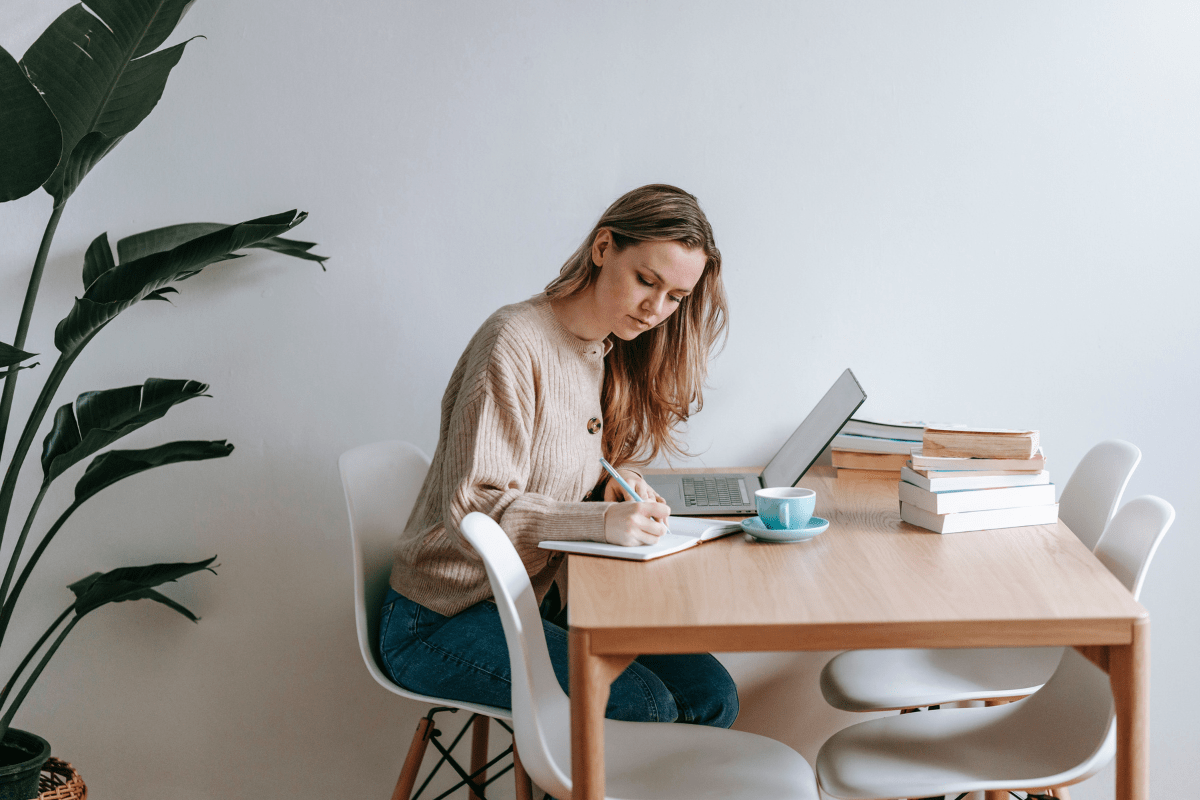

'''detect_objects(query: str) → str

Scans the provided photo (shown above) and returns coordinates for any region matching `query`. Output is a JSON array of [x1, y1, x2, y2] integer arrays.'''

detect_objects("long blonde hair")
[[544, 185, 728, 467]]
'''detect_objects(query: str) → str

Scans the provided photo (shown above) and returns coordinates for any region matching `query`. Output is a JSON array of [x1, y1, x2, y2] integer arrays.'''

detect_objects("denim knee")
[[632, 653, 739, 728], [607, 661, 681, 723], [692, 655, 739, 728], [701, 678, 739, 729]]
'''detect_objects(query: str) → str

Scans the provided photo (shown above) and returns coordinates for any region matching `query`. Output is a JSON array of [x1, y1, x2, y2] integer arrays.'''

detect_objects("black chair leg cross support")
[[404, 708, 516, 800]]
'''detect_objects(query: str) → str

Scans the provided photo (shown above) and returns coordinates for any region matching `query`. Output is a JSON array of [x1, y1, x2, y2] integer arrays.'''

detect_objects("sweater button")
[[587, 417, 602, 434]]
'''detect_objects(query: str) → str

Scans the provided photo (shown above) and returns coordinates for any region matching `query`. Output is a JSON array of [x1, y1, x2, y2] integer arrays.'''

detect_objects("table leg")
[[569, 629, 633, 800], [1110, 617, 1150, 800]]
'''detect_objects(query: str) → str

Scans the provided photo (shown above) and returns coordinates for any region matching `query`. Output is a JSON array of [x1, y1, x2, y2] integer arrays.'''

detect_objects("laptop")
[[645, 368, 866, 516]]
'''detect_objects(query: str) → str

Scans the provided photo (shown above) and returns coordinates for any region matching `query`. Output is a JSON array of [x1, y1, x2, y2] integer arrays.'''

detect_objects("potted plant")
[[0, 2, 325, 795]]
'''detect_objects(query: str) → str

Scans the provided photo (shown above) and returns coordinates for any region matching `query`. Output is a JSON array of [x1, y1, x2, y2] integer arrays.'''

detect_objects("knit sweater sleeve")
[[439, 329, 610, 564]]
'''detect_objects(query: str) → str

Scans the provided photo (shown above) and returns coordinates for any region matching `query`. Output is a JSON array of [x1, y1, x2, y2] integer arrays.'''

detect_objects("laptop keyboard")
[[682, 477, 749, 507]]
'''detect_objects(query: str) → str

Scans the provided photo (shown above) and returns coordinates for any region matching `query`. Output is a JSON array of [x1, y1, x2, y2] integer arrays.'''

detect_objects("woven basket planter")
[[37, 758, 85, 800]]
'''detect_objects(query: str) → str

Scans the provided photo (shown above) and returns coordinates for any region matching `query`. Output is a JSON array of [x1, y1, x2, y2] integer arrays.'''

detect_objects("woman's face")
[[590, 230, 707, 341]]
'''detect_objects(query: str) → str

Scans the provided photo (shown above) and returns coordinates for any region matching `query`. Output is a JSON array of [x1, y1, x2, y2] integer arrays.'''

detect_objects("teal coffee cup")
[[755, 487, 816, 530]]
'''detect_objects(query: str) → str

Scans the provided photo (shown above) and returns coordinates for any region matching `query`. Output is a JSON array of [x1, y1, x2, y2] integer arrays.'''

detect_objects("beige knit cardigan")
[[389, 294, 617, 616]]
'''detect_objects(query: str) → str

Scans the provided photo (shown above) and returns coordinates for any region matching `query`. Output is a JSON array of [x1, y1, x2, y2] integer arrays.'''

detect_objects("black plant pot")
[[0, 729, 50, 800]]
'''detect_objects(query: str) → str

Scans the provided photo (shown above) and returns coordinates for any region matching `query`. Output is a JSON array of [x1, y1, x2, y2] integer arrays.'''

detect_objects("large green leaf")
[[59, 131, 126, 208], [118, 223, 328, 269], [83, 232, 117, 291], [0, 342, 39, 379], [74, 440, 233, 504], [54, 210, 312, 355], [144, 287, 179, 303], [68, 556, 215, 617], [41, 378, 210, 483], [0, 44, 62, 202], [19, 0, 196, 203], [0, 342, 36, 369]]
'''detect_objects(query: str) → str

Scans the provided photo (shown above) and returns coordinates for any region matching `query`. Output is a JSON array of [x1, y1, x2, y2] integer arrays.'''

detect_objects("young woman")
[[379, 184, 735, 727]]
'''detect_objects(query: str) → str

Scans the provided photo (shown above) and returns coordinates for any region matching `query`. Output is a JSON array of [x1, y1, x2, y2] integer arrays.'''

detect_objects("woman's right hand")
[[603, 500, 672, 546]]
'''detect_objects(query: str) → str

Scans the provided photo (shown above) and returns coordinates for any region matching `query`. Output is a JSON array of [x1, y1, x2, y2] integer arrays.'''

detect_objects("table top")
[[568, 468, 1146, 656]]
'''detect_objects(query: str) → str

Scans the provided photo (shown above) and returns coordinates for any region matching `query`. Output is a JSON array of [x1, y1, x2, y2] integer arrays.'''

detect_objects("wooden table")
[[567, 467, 1148, 800]]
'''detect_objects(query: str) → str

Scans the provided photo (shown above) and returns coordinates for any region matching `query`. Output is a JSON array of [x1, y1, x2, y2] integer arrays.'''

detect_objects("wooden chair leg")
[[469, 715, 490, 800], [513, 744, 534, 800], [391, 717, 434, 800]]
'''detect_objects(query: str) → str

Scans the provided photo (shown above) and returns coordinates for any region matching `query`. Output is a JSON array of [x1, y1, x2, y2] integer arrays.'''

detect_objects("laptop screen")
[[760, 369, 866, 488]]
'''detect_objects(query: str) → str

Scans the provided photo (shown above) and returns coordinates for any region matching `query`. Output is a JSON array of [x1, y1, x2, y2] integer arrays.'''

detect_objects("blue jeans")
[[378, 587, 738, 727]]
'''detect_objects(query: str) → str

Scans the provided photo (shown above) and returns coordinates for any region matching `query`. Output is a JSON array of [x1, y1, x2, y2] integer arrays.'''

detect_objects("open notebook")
[[538, 517, 742, 562]]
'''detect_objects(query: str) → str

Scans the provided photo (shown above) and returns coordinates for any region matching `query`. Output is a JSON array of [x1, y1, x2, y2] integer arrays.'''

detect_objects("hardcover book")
[[900, 501, 1059, 534], [832, 450, 911, 471], [900, 466, 1051, 492], [831, 434, 920, 455], [909, 450, 1046, 472], [898, 480, 1057, 515], [841, 419, 925, 442], [836, 468, 902, 481], [921, 427, 1040, 459]]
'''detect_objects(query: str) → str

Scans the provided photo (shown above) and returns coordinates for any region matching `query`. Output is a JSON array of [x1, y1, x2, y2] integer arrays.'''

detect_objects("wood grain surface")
[[570, 467, 1144, 653], [569, 465, 1147, 800]]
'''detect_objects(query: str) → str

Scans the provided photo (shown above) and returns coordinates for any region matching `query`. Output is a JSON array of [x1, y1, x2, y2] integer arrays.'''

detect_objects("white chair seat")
[[341, 440, 521, 799], [816, 495, 1173, 800], [550, 718, 818, 800], [342, 440, 514, 718], [459, 510, 820, 800], [820, 439, 1142, 714], [821, 646, 1063, 711], [817, 649, 1116, 800]]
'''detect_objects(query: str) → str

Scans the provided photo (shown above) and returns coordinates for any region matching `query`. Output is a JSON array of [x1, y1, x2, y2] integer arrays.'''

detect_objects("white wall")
[[2, 1, 1198, 797]]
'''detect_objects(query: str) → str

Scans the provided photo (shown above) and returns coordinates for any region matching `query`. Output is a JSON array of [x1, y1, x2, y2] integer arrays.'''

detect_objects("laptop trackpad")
[[652, 479, 683, 505]]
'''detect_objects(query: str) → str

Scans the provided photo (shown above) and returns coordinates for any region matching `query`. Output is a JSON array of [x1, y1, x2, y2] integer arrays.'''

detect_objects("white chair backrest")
[[339, 440, 431, 675], [1093, 495, 1174, 600], [1058, 440, 1141, 551], [1009, 493, 1174, 785], [460, 512, 573, 796], [1006, 646, 1119, 784]]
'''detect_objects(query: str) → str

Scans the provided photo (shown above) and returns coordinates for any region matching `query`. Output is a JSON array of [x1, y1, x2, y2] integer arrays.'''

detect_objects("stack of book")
[[899, 427, 1056, 534], [832, 419, 924, 480]]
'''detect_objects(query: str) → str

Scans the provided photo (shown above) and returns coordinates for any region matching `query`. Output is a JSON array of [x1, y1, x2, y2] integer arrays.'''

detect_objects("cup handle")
[[780, 504, 789, 529]]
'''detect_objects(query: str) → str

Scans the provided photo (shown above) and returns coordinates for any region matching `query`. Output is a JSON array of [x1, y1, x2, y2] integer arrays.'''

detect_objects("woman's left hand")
[[603, 469, 665, 505]]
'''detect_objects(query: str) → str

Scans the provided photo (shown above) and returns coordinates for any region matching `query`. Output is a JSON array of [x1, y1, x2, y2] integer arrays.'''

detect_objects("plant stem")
[[0, 345, 87, 556], [0, 499, 82, 644], [0, 612, 78, 741], [0, 606, 71, 715], [0, 481, 49, 612], [0, 201, 65, 459]]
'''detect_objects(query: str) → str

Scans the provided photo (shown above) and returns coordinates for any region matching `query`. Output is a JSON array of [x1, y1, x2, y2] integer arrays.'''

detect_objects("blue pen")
[[600, 458, 668, 526], [599, 457, 643, 502]]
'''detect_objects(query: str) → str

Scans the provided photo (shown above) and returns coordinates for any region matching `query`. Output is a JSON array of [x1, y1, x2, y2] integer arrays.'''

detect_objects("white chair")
[[815, 495, 1174, 800], [459, 511, 820, 800], [819, 439, 1141, 712], [341, 441, 530, 800], [1058, 439, 1142, 551]]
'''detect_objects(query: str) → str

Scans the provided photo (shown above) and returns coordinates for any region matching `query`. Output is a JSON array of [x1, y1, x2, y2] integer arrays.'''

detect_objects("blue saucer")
[[741, 515, 829, 543]]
